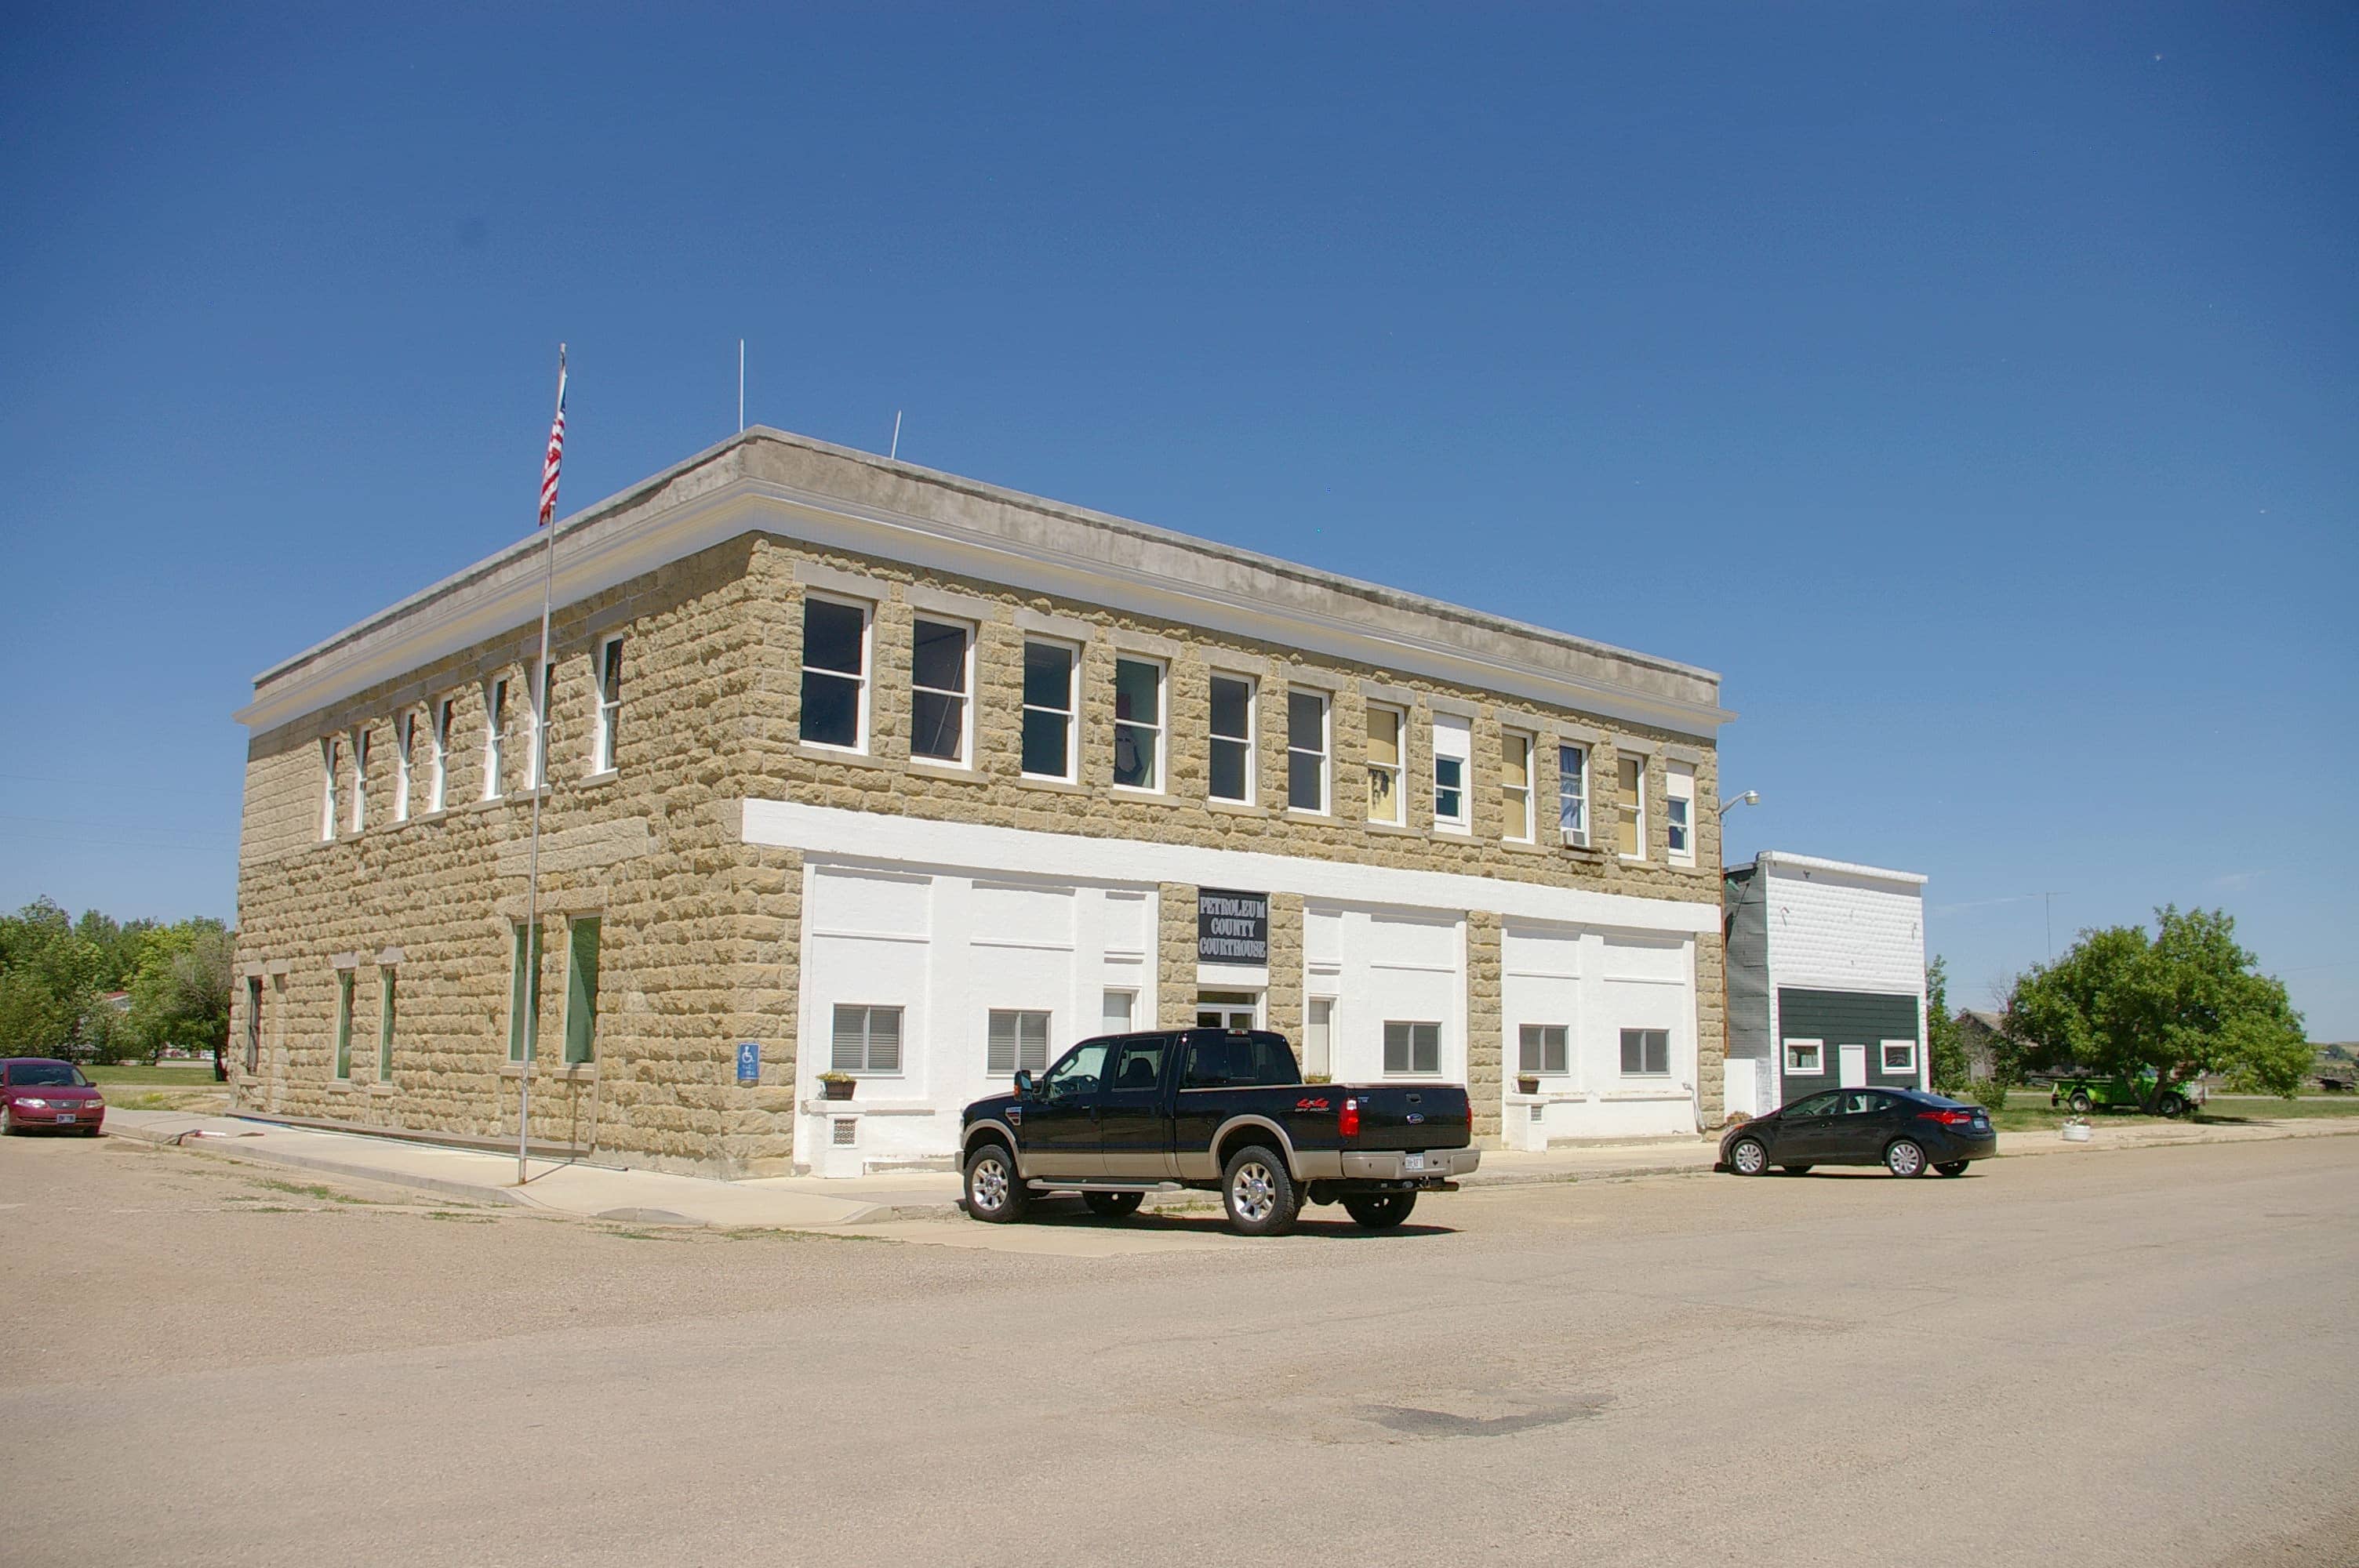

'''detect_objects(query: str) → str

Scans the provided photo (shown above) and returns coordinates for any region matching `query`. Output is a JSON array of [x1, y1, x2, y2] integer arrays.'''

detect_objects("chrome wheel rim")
[[972, 1156, 1009, 1211], [1888, 1142, 1923, 1177], [1732, 1141, 1765, 1175], [1232, 1162, 1276, 1222]]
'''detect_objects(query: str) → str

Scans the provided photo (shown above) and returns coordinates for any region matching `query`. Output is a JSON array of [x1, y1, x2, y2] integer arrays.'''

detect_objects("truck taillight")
[[1339, 1097, 1360, 1140]]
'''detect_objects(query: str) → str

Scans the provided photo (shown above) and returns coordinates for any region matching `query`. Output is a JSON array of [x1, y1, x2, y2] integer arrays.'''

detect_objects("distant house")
[[1957, 1011, 2011, 1081]]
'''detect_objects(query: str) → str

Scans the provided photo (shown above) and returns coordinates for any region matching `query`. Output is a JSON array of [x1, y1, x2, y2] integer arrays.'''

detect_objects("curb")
[[109, 1122, 533, 1209]]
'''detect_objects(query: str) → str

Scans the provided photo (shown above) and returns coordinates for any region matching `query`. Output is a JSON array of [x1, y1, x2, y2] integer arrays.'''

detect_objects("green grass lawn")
[[82, 1063, 224, 1085], [1970, 1086, 2359, 1135]]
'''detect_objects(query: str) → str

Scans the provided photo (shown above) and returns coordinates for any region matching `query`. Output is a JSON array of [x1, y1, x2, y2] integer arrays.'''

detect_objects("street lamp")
[[1716, 789, 1760, 814]]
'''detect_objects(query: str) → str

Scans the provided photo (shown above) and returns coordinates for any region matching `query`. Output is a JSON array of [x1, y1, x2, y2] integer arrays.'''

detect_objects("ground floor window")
[[1619, 1027, 1670, 1076], [1383, 1020, 1441, 1076], [507, 922, 543, 1062], [1304, 998, 1333, 1077], [1784, 1039, 1823, 1074], [987, 1009, 1050, 1074], [1518, 1023, 1568, 1076], [333, 971, 354, 1080], [1881, 1039, 1917, 1074], [564, 917, 601, 1065], [244, 975, 262, 1073], [1196, 990, 1259, 1030], [831, 1004, 903, 1075], [376, 970, 396, 1080], [1101, 990, 1136, 1035]]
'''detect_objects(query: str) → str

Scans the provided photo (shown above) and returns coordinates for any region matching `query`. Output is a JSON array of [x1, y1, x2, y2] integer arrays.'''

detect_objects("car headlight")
[[16, 1098, 46, 1109]]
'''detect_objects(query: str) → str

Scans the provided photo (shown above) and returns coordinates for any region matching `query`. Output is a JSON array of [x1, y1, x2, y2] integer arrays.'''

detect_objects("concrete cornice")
[[239, 429, 1736, 739], [1756, 851, 1928, 887]]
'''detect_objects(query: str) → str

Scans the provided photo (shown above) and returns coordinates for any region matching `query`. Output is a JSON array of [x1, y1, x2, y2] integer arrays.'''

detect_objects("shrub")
[[1963, 1081, 2008, 1113]]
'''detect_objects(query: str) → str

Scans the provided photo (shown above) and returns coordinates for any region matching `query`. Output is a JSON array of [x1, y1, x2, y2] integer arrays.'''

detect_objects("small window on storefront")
[[1383, 1021, 1441, 1076], [1518, 1024, 1568, 1075], [1304, 998, 1333, 1078], [1619, 1028, 1670, 1076], [1881, 1040, 1917, 1074], [987, 1009, 1049, 1075], [1785, 1039, 1823, 1074], [832, 1004, 903, 1074]]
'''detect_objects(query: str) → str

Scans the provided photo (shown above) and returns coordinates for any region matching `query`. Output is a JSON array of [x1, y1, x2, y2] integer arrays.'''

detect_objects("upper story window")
[[1666, 761, 1696, 867], [320, 737, 341, 840], [1558, 743, 1589, 848], [483, 678, 508, 801], [1617, 753, 1646, 859], [347, 728, 369, 833], [1021, 640, 1078, 781], [1112, 656, 1164, 791], [1207, 673, 1255, 804], [1286, 688, 1329, 814], [1365, 704, 1404, 826], [909, 617, 972, 766], [429, 698, 453, 812], [393, 713, 414, 823], [1430, 713, 1471, 834], [525, 659, 554, 789], [593, 636, 623, 775], [1500, 730, 1534, 843], [800, 594, 871, 752]]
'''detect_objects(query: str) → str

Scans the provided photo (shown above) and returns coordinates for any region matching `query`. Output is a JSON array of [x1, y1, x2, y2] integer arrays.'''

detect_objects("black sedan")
[[1721, 1087, 1995, 1178]]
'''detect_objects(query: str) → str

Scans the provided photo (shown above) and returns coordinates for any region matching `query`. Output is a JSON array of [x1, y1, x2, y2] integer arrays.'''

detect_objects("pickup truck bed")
[[961, 1027, 1479, 1235]]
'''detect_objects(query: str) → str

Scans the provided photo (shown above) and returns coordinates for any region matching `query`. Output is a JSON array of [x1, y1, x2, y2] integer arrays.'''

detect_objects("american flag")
[[538, 350, 568, 526]]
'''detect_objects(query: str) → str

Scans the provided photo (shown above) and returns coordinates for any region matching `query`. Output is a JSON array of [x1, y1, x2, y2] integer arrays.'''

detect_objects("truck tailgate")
[[1343, 1084, 1470, 1151]]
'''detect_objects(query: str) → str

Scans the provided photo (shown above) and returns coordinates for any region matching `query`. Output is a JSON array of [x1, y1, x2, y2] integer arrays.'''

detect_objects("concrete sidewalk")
[[104, 1106, 2359, 1232]]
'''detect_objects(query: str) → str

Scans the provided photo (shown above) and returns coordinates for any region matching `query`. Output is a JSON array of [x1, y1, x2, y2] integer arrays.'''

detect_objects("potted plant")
[[819, 1071, 856, 1102], [1516, 1073, 1541, 1096], [1303, 1073, 1332, 1085]]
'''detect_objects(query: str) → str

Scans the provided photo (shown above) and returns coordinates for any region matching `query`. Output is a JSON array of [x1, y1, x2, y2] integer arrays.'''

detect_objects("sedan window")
[[8, 1062, 84, 1087], [1841, 1092, 1894, 1116], [1787, 1092, 1843, 1117]]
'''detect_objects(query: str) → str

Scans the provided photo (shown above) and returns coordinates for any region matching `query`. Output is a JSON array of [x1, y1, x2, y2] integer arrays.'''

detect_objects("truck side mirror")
[[1012, 1069, 1034, 1097]]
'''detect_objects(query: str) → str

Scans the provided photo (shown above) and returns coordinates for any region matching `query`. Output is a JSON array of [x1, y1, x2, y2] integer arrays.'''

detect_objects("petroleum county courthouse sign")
[[1198, 888, 1270, 964]]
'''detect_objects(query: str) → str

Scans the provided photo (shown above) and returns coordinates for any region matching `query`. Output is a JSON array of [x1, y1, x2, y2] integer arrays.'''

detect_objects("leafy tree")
[[2005, 906, 2310, 1105], [0, 898, 103, 1054], [125, 920, 234, 1077], [1927, 955, 1968, 1093]]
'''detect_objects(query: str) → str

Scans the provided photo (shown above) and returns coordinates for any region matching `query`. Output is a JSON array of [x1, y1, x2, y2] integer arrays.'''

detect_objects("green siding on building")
[[1776, 987, 1921, 1091]]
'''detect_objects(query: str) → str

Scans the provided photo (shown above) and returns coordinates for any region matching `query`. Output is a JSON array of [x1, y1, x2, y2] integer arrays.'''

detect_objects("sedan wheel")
[[1885, 1138, 1928, 1178], [1728, 1137, 1769, 1176]]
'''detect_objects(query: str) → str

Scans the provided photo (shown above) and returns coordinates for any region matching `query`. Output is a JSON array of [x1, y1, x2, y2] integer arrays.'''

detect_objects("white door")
[[1838, 1043, 1868, 1088], [1196, 990, 1259, 1030]]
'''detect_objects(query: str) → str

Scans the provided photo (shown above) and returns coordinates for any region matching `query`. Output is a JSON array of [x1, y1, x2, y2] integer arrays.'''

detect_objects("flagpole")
[[519, 343, 565, 1185]]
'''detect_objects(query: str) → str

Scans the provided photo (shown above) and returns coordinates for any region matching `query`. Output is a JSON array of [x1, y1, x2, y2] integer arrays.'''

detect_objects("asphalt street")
[[3, 1133, 2354, 1567]]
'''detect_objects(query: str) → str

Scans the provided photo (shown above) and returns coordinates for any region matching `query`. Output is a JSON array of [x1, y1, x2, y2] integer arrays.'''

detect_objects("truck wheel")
[[1341, 1193, 1416, 1229], [1885, 1138, 1928, 1178], [1222, 1145, 1301, 1236], [1728, 1137, 1768, 1176], [1083, 1190, 1143, 1220], [963, 1144, 1029, 1224], [2066, 1090, 2092, 1115]]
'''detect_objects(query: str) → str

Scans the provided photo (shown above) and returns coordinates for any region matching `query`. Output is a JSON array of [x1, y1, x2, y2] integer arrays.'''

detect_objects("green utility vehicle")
[[2048, 1070, 2205, 1118]]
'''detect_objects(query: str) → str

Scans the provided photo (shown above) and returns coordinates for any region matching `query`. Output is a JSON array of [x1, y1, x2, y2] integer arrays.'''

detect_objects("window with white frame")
[[1365, 704, 1404, 825], [1020, 640, 1077, 780], [1305, 998, 1334, 1078], [429, 698, 452, 812], [830, 1004, 902, 1075], [1784, 1039, 1823, 1074], [1518, 1023, 1568, 1076], [1616, 753, 1646, 859], [1383, 1020, 1441, 1076], [348, 728, 369, 833], [987, 1009, 1050, 1075], [1620, 1027, 1670, 1076], [592, 636, 623, 775], [1101, 989, 1136, 1035], [525, 659, 553, 789], [1881, 1039, 1917, 1074], [909, 617, 972, 765], [1666, 761, 1695, 867], [1286, 688, 1329, 813], [1207, 673, 1255, 804], [320, 738, 340, 840], [1558, 742, 1589, 848], [483, 678, 508, 800], [1431, 714, 1471, 833], [393, 713, 413, 822], [1112, 656, 1163, 790], [1500, 731, 1535, 843], [799, 594, 870, 751]]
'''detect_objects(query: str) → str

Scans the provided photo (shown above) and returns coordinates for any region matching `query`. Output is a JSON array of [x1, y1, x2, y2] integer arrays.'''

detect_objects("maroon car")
[[1, 1058, 107, 1135]]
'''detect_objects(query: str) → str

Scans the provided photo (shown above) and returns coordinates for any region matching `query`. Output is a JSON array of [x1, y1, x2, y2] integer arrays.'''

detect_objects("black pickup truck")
[[959, 1026, 1478, 1236]]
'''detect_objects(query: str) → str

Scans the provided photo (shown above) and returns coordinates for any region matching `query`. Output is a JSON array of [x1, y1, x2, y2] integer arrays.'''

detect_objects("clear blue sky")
[[4, 5, 2353, 1033]]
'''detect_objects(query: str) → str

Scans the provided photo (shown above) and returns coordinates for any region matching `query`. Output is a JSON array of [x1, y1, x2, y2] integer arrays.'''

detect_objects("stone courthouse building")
[[230, 430, 1734, 1178]]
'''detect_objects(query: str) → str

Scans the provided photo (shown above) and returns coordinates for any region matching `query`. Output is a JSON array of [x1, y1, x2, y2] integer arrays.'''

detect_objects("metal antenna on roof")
[[738, 339, 745, 433], [890, 410, 902, 462]]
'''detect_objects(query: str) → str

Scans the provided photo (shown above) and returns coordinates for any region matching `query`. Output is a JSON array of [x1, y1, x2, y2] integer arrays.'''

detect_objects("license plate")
[[56, 1115, 75, 1124], [1402, 1152, 1426, 1172], [1972, 1117, 1988, 1131]]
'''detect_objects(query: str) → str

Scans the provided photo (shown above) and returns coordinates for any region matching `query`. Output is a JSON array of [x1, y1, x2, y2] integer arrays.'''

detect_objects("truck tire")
[[1083, 1190, 1143, 1220], [1222, 1145, 1301, 1236], [964, 1143, 1029, 1224], [2157, 1094, 2189, 1119], [1341, 1192, 1416, 1229]]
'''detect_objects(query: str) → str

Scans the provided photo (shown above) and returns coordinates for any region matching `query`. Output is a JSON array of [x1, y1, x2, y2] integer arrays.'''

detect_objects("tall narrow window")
[[1617, 754, 1646, 859], [831, 1004, 903, 1074], [593, 636, 623, 775], [1431, 714, 1471, 833], [244, 975, 262, 1073], [1666, 762, 1696, 867], [1305, 998, 1334, 1078], [1501, 731, 1534, 843], [1519, 1024, 1568, 1075], [799, 595, 869, 750], [333, 970, 354, 1080], [1101, 989, 1136, 1035], [1112, 657, 1163, 790], [1619, 1027, 1670, 1076], [1021, 641, 1077, 781], [1558, 743, 1589, 848], [987, 1009, 1051, 1074], [347, 728, 368, 833], [564, 917, 601, 1065], [429, 698, 452, 812], [1383, 1020, 1441, 1076], [1208, 674, 1255, 804], [376, 969, 396, 1080], [1365, 704, 1404, 825], [507, 920, 542, 1062], [484, 679, 508, 801], [393, 713, 413, 822], [1286, 688, 1329, 813], [320, 738, 341, 840], [526, 659, 554, 789], [909, 618, 972, 764]]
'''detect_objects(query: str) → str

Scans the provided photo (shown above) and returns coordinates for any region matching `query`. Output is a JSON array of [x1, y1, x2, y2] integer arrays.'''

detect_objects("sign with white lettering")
[[1197, 888, 1270, 964], [736, 1040, 761, 1084]]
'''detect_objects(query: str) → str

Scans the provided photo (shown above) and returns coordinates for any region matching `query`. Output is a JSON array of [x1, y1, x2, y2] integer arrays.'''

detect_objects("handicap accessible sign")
[[736, 1041, 761, 1084]]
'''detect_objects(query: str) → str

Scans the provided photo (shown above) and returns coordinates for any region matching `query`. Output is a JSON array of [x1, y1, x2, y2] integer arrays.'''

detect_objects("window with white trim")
[[1501, 731, 1535, 843], [1020, 640, 1078, 781], [1616, 753, 1646, 859], [593, 636, 623, 775], [393, 713, 413, 822], [1208, 673, 1255, 804], [507, 920, 541, 1062], [429, 698, 452, 812], [1430, 714, 1471, 833], [1286, 688, 1329, 813], [376, 968, 396, 1080], [1558, 742, 1589, 848], [910, 617, 972, 765], [525, 659, 553, 789], [1519, 1024, 1568, 1076], [1305, 998, 1334, 1077], [1881, 1039, 1917, 1074], [1101, 989, 1136, 1035], [320, 738, 340, 840], [1383, 1020, 1441, 1076], [1620, 1027, 1670, 1076], [1784, 1039, 1823, 1074], [987, 1009, 1051, 1075], [348, 727, 368, 833], [1112, 656, 1164, 791], [333, 970, 354, 1080], [1365, 703, 1404, 825], [1666, 761, 1695, 867], [799, 594, 871, 751], [483, 678, 508, 801], [830, 1004, 902, 1075]]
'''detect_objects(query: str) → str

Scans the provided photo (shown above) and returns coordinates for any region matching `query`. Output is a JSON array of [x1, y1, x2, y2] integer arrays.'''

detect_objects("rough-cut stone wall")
[[1466, 913, 1503, 1142], [1266, 893, 1305, 1052], [1156, 884, 1198, 1029]]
